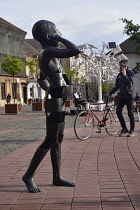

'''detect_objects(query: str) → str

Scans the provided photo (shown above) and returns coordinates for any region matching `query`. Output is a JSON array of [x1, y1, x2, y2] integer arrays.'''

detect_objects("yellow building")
[[0, 18, 27, 106]]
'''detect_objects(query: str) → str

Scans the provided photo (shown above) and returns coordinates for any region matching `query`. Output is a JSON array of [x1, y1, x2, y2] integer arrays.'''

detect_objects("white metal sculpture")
[[72, 42, 127, 105]]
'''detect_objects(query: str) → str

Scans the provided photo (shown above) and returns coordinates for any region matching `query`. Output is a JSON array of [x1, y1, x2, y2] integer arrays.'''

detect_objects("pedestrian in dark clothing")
[[106, 60, 135, 137], [6, 93, 11, 104]]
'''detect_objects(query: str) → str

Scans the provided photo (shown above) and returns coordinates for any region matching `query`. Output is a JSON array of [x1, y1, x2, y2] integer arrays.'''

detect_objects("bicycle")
[[74, 97, 121, 140]]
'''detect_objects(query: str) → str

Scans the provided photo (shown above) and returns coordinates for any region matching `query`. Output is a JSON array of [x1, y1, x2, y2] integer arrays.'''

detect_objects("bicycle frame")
[[74, 98, 121, 140], [88, 101, 114, 127]]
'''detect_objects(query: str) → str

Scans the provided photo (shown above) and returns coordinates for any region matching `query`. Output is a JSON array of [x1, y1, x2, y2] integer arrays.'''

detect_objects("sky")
[[1, 0, 140, 51]]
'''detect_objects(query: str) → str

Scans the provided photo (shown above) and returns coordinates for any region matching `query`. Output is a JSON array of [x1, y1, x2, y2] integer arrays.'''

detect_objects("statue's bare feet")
[[53, 178, 75, 187], [22, 175, 41, 193]]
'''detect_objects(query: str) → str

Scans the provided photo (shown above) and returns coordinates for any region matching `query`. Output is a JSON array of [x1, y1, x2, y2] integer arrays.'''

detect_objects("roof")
[[24, 41, 39, 58], [26, 39, 66, 52], [25, 39, 42, 51], [120, 37, 140, 54], [0, 17, 26, 33]]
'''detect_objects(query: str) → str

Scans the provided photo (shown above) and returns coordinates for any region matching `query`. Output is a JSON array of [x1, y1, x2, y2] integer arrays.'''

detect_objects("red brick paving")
[[0, 111, 140, 209]]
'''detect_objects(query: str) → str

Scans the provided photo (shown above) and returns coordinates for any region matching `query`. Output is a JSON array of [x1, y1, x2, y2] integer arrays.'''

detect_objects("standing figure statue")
[[22, 20, 80, 193]]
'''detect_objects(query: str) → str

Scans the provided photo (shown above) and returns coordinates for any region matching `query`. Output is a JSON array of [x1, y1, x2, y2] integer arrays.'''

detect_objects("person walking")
[[106, 60, 135, 137]]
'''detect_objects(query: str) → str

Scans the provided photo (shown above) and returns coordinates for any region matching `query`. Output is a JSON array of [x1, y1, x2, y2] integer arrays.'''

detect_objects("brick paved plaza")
[[0, 105, 140, 210]]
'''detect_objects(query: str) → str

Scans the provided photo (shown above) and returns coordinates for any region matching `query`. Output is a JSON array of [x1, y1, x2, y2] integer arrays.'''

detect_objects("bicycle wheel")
[[105, 109, 121, 136], [74, 110, 95, 140]]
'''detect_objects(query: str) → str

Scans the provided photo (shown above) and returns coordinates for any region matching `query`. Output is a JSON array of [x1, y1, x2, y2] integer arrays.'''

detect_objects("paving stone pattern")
[[0, 105, 140, 209], [0, 106, 75, 159]]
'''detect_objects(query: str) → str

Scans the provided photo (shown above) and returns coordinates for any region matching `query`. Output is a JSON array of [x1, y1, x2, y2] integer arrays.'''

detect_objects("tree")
[[121, 18, 140, 42], [132, 62, 140, 74], [64, 67, 80, 84], [109, 83, 114, 91], [102, 81, 109, 97], [1, 55, 23, 103], [121, 18, 140, 73], [121, 18, 140, 54], [26, 58, 41, 101], [102, 82, 114, 98], [26, 58, 40, 78]]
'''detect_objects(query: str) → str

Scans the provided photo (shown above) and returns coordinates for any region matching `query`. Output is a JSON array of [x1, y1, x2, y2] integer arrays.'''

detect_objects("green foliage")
[[121, 18, 140, 43], [82, 77, 88, 84], [102, 82, 114, 97], [109, 83, 114, 91], [121, 18, 140, 55], [26, 58, 40, 78], [64, 67, 80, 83], [1, 55, 23, 76], [132, 62, 140, 74], [102, 81, 109, 94], [1, 55, 23, 103]]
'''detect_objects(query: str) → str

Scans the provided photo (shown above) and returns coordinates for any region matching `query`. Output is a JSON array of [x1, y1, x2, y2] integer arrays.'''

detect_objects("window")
[[12, 83, 17, 99], [1, 83, 6, 99], [30, 87, 33, 97]]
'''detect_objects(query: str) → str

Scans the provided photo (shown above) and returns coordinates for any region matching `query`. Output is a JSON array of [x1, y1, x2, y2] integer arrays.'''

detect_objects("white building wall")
[[27, 82, 46, 101], [124, 53, 140, 95], [134, 72, 140, 95], [125, 53, 140, 70]]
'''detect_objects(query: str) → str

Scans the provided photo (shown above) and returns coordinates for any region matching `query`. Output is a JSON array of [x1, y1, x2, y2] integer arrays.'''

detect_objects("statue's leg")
[[22, 122, 60, 193], [50, 120, 75, 187], [22, 148, 49, 193]]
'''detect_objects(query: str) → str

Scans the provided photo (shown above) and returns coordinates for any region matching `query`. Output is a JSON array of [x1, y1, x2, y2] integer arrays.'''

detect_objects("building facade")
[[0, 18, 27, 106], [24, 41, 46, 102], [120, 38, 140, 96]]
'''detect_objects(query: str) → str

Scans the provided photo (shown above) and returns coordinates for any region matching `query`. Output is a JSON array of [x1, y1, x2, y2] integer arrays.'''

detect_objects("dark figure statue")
[[22, 20, 80, 193]]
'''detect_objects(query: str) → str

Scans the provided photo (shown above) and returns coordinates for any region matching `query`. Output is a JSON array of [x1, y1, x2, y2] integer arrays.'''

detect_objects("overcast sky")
[[1, 0, 140, 50]]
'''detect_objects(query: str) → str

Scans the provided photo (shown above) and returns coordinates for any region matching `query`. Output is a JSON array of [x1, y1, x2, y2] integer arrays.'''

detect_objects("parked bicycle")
[[74, 97, 121, 140]]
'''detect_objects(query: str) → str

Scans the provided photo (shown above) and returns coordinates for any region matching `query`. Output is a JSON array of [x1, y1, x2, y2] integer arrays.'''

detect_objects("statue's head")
[[32, 20, 57, 47]]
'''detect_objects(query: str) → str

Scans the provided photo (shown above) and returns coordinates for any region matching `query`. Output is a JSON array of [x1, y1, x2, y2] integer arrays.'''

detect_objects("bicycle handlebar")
[[88, 95, 110, 108]]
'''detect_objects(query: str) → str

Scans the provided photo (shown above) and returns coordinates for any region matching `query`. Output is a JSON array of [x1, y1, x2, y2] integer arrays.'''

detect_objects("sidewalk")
[[0, 106, 140, 209]]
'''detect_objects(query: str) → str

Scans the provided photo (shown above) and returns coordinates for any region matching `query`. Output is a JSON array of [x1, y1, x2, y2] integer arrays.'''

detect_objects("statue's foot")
[[22, 175, 41, 193], [53, 178, 75, 187]]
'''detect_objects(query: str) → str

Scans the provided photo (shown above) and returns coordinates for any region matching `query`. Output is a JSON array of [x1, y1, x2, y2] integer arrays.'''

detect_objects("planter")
[[5, 104, 22, 114], [65, 100, 73, 107], [32, 102, 45, 111]]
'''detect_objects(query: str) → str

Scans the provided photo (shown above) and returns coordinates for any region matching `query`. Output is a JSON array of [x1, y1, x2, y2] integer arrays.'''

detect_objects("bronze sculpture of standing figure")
[[22, 20, 80, 193]]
